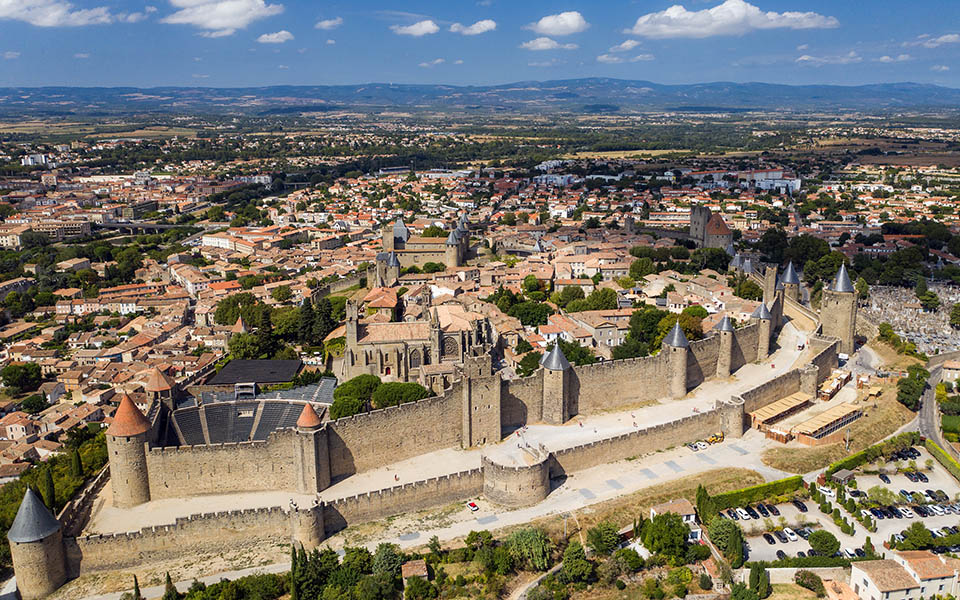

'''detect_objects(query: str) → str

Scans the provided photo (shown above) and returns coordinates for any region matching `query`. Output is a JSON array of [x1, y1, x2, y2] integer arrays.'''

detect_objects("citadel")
[[8, 260, 860, 600]]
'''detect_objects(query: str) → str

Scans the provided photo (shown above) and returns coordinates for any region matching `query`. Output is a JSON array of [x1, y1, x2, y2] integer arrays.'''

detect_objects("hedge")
[[925, 438, 960, 484], [746, 556, 852, 569], [942, 415, 960, 434], [712, 476, 804, 511], [824, 432, 921, 478]]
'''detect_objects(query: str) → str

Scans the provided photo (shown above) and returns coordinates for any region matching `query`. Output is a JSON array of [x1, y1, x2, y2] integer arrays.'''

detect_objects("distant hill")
[[1, 78, 959, 116]]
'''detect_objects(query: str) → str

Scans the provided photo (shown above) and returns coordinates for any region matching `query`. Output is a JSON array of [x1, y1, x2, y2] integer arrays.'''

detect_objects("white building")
[[851, 551, 960, 600]]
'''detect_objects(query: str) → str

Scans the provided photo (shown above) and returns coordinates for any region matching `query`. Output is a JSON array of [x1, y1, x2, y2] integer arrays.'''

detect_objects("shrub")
[[712, 476, 804, 510], [795, 570, 826, 597], [925, 439, 960, 483], [587, 521, 620, 556], [699, 573, 713, 590], [808, 531, 841, 557]]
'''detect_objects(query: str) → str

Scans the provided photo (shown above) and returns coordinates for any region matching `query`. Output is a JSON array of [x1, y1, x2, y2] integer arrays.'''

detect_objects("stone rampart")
[[145, 430, 297, 499], [324, 468, 483, 533], [481, 446, 550, 508], [739, 370, 801, 414], [550, 410, 720, 475], [807, 334, 841, 381], [501, 374, 543, 429], [67, 506, 296, 573], [326, 392, 461, 480], [572, 352, 671, 413]]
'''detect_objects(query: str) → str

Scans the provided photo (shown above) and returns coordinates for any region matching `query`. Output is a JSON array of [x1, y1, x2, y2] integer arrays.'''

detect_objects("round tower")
[[8, 488, 67, 600], [143, 366, 177, 411], [444, 230, 459, 269], [540, 344, 571, 425], [781, 261, 801, 303], [290, 503, 325, 550], [106, 394, 152, 509], [820, 264, 857, 355], [714, 315, 735, 378], [752, 303, 772, 360], [663, 322, 689, 399], [294, 403, 330, 493]]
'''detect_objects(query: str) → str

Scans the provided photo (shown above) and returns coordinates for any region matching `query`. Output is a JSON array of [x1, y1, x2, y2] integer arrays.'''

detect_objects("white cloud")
[[454, 59, 464, 64], [597, 53, 654, 64], [931, 64, 950, 72], [314, 16, 341, 30], [326, 38, 335, 45], [528, 58, 564, 67], [875, 54, 911, 63], [905, 33, 960, 48], [192, 73, 209, 78], [626, 0, 838, 39], [2, 51, 19, 59], [796, 43, 808, 51], [73, 52, 89, 58], [0, 0, 113, 26], [418, 58, 445, 68], [527, 11, 588, 36], [450, 19, 495, 35], [161, 0, 284, 37], [795, 50, 861, 66], [391, 19, 439, 36], [257, 29, 292, 43], [520, 37, 577, 51], [609, 39, 641, 53], [277, 64, 288, 69]]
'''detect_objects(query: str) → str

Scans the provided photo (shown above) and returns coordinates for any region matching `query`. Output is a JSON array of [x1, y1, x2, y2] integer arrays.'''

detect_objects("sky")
[[0, 0, 958, 88]]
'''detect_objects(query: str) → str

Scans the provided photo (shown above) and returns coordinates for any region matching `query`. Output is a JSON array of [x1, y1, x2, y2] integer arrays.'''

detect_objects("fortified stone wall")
[[731, 323, 761, 372], [550, 411, 720, 475], [807, 334, 841, 381], [687, 334, 721, 389], [67, 506, 294, 573], [324, 469, 483, 532], [145, 430, 297, 499], [739, 370, 801, 414], [501, 373, 543, 428], [930, 350, 960, 368], [573, 353, 671, 413], [481, 447, 550, 508], [327, 392, 461, 480], [311, 271, 368, 302]]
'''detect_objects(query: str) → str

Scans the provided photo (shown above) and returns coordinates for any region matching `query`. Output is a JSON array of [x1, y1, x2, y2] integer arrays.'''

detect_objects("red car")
[[467, 501, 479, 512]]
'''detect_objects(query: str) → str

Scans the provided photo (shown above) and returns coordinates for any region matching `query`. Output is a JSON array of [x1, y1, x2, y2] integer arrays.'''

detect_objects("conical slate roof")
[[8, 488, 60, 543], [663, 322, 689, 348], [106, 394, 151, 438], [540, 344, 571, 371], [831, 263, 855, 293], [725, 242, 735, 257], [445, 231, 459, 245], [231, 315, 248, 335], [782, 262, 800, 285], [752, 303, 772, 320], [387, 252, 400, 268], [393, 218, 410, 242], [714, 315, 735, 333], [743, 258, 753, 274], [296, 403, 322, 429]]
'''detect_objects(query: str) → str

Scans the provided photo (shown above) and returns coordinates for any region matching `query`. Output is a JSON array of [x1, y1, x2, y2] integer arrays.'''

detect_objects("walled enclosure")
[[35, 278, 859, 593]]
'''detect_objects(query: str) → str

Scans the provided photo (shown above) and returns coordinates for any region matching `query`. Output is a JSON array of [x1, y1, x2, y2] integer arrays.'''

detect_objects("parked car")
[[763, 533, 776, 545], [849, 489, 865, 497], [900, 507, 915, 518], [766, 504, 781, 516], [926, 489, 938, 501], [936, 490, 948, 502], [879, 474, 891, 484], [904, 471, 918, 482], [931, 505, 945, 516], [798, 527, 813, 540], [736, 507, 751, 520], [821, 487, 836, 498], [756, 504, 769, 517], [870, 508, 884, 520], [797, 551, 806, 558], [784, 527, 798, 542], [855, 548, 866, 558], [467, 501, 479, 512], [727, 509, 739, 520], [843, 548, 857, 559], [793, 500, 808, 512], [774, 531, 789, 543], [917, 472, 929, 483], [696, 441, 709, 451], [899, 489, 912, 500], [745, 506, 760, 519], [776, 550, 787, 561]]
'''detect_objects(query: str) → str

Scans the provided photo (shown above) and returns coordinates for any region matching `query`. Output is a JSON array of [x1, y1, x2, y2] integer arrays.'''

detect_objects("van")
[[736, 507, 751, 520]]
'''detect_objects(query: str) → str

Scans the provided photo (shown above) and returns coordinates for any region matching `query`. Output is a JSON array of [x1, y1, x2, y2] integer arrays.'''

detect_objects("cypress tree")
[[162, 572, 179, 600], [298, 299, 315, 345], [70, 448, 83, 478], [729, 527, 745, 568], [290, 544, 299, 600], [133, 575, 142, 600], [749, 564, 760, 591], [758, 569, 771, 599], [40, 467, 56, 509]]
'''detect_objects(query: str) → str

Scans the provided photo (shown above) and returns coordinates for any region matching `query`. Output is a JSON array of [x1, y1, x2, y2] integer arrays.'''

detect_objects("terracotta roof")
[[854, 560, 921, 593], [105, 394, 151, 437], [296, 403, 322, 429], [898, 550, 957, 580], [143, 366, 175, 392], [705, 213, 732, 236]]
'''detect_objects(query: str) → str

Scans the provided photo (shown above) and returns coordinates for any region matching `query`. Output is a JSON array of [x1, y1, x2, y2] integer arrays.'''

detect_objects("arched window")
[[409, 348, 421, 368]]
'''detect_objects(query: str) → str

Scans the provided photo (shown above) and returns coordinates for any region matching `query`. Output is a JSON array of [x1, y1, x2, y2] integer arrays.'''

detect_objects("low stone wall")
[[929, 349, 960, 368], [67, 506, 295, 574], [324, 468, 483, 533], [734, 566, 849, 585]]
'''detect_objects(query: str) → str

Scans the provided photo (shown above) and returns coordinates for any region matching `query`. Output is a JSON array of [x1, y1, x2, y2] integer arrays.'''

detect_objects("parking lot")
[[737, 446, 960, 561]]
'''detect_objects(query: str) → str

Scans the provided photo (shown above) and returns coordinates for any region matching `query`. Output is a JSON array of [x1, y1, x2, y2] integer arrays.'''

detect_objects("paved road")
[[920, 365, 947, 450]]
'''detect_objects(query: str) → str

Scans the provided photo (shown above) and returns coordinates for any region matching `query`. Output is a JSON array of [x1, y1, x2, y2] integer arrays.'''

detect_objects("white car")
[[821, 487, 836, 498], [843, 548, 857, 558], [930, 505, 945, 516], [736, 507, 751, 520], [860, 509, 872, 519], [784, 527, 798, 542], [900, 507, 915, 518], [696, 441, 709, 450]]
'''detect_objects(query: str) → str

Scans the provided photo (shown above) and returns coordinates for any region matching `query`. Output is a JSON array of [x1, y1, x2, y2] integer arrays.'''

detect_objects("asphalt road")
[[920, 365, 944, 447]]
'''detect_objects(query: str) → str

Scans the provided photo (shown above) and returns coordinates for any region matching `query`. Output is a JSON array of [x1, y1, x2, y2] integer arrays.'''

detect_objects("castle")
[[689, 205, 734, 250], [377, 216, 468, 276], [8, 261, 859, 600]]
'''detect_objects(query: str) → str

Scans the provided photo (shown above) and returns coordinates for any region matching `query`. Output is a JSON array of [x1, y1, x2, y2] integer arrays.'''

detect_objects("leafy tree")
[[550, 339, 596, 367], [505, 528, 552, 571], [561, 541, 592, 583], [271, 285, 293, 303], [343, 546, 374, 574], [421, 225, 445, 237], [372, 543, 402, 576], [692, 247, 731, 272], [2, 362, 42, 393], [298, 299, 315, 344], [643, 512, 689, 558], [794, 571, 825, 597], [901, 521, 933, 550], [630, 258, 656, 280], [228, 333, 263, 360], [466, 530, 493, 550], [70, 448, 83, 478], [808, 530, 840, 556], [501, 212, 517, 226], [586, 521, 620, 556], [516, 352, 542, 377], [556, 286, 585, 308], [370, 382, 431, 409], [951, 303, 960, 329], [507, 301, 553, 327], [523, 274, 541, 293], [731, 583, 759, 600], [404, 575, 437, 600], [515, 338, 533, 354], [855, 277, 870, 301], [422, 262, 445, 274], [19, 394, 48, 414]]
